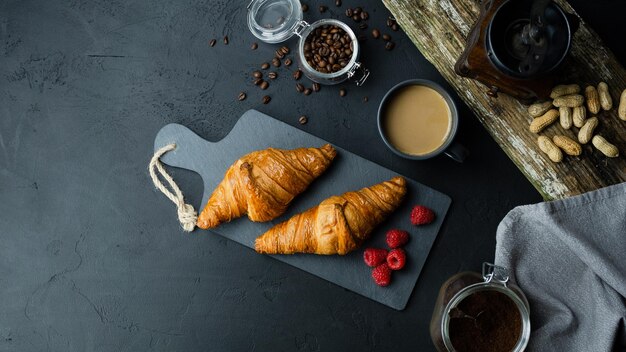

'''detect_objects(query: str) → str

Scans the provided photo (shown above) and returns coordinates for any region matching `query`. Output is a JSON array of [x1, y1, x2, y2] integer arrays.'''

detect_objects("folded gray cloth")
[[495, 182, 626, 352]]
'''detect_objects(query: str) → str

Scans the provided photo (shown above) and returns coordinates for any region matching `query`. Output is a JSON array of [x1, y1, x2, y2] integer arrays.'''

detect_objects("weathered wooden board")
[[382, 0, 626, 200]]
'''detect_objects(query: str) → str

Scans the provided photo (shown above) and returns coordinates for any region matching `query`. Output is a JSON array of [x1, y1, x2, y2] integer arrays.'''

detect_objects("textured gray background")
[[0, 0, 623, 351]]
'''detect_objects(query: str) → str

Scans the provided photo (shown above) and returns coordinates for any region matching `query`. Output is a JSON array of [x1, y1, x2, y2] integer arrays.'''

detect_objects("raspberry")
[[371, 263, 392, 287], [386, 229, 409, 248], [410, 205, 435, 225], [386, 248, 406, 270], [363, 248, 389, 267]]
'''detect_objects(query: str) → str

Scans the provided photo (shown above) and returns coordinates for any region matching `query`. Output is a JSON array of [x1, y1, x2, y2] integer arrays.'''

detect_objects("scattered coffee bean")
[[293, 69, 302, 80], [385, 41, 395, 51], [312, 82, 320, 92], [362, 96, 368, 103], [382, 34, 391, 41], [387, 17, 395, 27], [253, 78, 263, 85], [253, 71, 263, 79], [301, 3, 309, 12], [223, 36, 229, 45], [345, 8, 353, 17], [261, 62, 270, 70], [268, 72, 277, 79], [275, 49, 285, 59], [335, 0, 342, 6], [209, 39, 216, 47], [280, 46, 290, 55], [303, 88, 312, 95], [303, 24, 353, 74], [359, 22, 368, 30], [319, 5, 327, 13], [391, 23, 399, 32], [339, 88, 347, 97], [262, 95, 271, 104], [299, 115, 308, 125], [284, 58, 292, 66], [238, 92, 246, 101], [360, 11, 369, 20], [353, 7, 362, 15], [251, 42, 258, 50], [272, 58, 281, 67], [296, 83, 305, 92], [372, 29, 380, 39], [352, 14, 361, 22], [260, 80, 269, 90]]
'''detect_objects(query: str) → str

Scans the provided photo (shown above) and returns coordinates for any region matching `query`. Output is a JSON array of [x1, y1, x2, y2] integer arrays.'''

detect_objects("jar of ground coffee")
[[247, 0, 369, 85], [430, 263, 530, 352]]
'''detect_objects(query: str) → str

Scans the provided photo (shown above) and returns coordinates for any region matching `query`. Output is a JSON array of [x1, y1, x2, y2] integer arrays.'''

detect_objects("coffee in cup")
[[377, 79, 467, 162]]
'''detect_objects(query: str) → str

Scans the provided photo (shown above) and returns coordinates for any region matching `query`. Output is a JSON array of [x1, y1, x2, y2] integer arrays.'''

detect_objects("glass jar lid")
[[247, 0, 303, 43]]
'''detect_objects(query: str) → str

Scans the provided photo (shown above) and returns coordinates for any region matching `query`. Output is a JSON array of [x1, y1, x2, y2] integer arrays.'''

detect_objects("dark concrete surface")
[[0, 0, 623, 351]]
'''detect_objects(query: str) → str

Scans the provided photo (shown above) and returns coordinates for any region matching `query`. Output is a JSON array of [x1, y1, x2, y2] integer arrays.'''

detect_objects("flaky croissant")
[[255, 176, 407, 255], [196, 144, 337, 229]]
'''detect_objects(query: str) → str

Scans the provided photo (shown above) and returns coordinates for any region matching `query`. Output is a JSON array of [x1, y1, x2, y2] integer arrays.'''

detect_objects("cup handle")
[[443, 141, 469, 162]]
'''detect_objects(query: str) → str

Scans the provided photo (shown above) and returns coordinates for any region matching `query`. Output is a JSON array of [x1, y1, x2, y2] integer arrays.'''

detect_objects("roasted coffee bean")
[[262, 95, 271, 104], [299, 115, 308, 125], [387, 17, 395, 27], [303, 25, 353, 74], [238, 92, 246, 101], [293, 69, 302, 80], [260, 80, 269, 90], [353, 7, 361, 15], [359, 22, 368, 30], [223, 36, 229, 45], [372, 29, 380, 39], [345, 8, 353, 17], [284, 58, 292, 66], [268, 72, 277, 79], [209, 39, 216, 47], [382, 34, 391, 41], [385, 41, 395, 51], [271, 58, 281, 67], [335, 0, 341, 6], [261, 62, 270, 70], [339, 88, 346, 97], [352, 14, 361, 22], [301, 3, 308, 12], [312, 83, 320, 92], [251, 42, 258, 50], [275, 50, 284, 59], [303, 88, 312, 95], [253, 78, 263, 85], [360, 11, 369, 20], [280, 46, 290, 55], [253, 71, 263, 79], [391, 23, 399, 31], [319, 5, 327, 13], [296, 83, 304, 92], [362, 96, 368, 103]]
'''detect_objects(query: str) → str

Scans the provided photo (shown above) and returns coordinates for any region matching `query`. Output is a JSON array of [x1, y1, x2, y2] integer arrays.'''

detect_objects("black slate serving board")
[[153, 109, 451, 310]]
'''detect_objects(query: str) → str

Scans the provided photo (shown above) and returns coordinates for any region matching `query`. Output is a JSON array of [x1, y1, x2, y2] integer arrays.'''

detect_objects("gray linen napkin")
[[495, 182, 626, 351]]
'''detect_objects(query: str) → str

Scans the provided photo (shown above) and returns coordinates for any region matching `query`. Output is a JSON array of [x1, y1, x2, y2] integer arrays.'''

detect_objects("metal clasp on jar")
[[347, 62, 370, 86], [293, 20, 309, 38], [482, 262, 509, 286]]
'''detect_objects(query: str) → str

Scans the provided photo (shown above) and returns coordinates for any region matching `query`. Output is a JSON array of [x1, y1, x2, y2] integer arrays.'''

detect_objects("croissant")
[[196, 144, 337, 229], [255, 176, 407, 255]]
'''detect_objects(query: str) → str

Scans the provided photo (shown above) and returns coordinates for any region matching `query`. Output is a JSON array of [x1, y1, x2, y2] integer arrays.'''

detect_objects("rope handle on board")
[[148, 144, 197, 232]]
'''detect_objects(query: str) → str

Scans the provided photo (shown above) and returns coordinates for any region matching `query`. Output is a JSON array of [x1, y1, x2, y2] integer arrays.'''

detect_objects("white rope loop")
[[149, 143, 197, 232]]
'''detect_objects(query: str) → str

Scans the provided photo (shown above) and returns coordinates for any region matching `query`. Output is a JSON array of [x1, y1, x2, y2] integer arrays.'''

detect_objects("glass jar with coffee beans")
[[247, 0, 369, 86]]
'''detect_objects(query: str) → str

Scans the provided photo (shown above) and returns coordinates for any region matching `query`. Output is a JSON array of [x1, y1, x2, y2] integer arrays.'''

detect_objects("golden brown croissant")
[[254, 176, 407, 255], [196, 144, 337, 229]]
